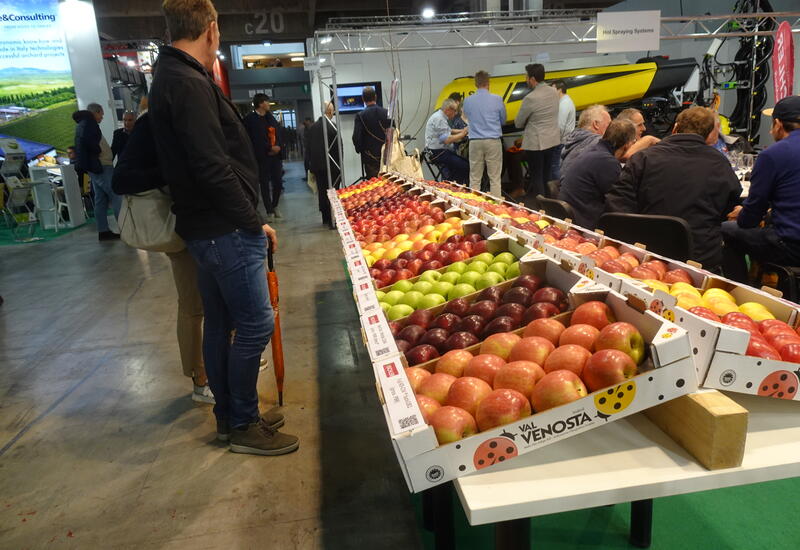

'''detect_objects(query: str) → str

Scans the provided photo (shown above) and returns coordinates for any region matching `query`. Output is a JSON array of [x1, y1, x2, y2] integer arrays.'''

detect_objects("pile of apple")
[[723, 318, 800, 362], [349, 194, 450, 246], [377, 251, 521, 320], [390, 275, 569, 365], [405, 300, 644, 445], [339, 177, 403, 210], [424, 180, 496, 205], [585, 248, 695, 285], [663, 284, 776, 321]]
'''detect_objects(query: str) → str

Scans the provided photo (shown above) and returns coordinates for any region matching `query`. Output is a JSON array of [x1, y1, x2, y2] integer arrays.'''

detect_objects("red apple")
[[373, 259, 392, 270], [421, 260, 443, 271], [493, 303, 526, 325], [746, 336, 781, 360], [601, 259, 631, 274], [595, 322, 646, 364], [408, 309, 435, 330], [559, 323, 600, 351], [663, 269, 693, 284], [480, 332, 522, 361], [582, 349, 638, 392], [522, 302, 561, 324], [464, 354, 506, 386], [478, 286, 504, 303], [512, 275, 543, 292], [398, 324, 426, 346], [404, 367, 431, 392], [433, 313, 462, 333], [779, 343, 800, 364], [445, 376, 493, 417], [530, 287, 567, 311], [448, 249, 470, 263], [501, 287, 534, 307], [688, 306, 722, 323], [475, 389, 532, 431], [530, 370, 589, 412], [760, 319, 794, 335], [629, 266, 659, 280], [429, 406, 477, 444], [455, 315, 487, 336], [417, 372, 458, 404], [507, 336, 554, 365], [388, 320, 403, 337], [416, 394, 441, 424], [640, 260, 667, 279], [620, 252, 640, 269], [722, 312, 759, 333], [570, 301, 616, 330], [468, 300, 498, 319], [396, 339, 412, 355], [436, 349, 474, 377], [523, 318, 566, 345], [767, 332, 800, 354], [407, 259, 424, 275], [406, 344, 440, 366], [443, 331, 479, 351], [443, 298, 470, 316], [483, 316, 520, 336], [493, 361, 545, 396], [543, 344, 591, 376]]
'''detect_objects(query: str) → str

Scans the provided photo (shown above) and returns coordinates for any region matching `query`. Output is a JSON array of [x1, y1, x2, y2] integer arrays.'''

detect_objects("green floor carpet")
[[0, 221, 84, 246], [414, 476, 799, 549]]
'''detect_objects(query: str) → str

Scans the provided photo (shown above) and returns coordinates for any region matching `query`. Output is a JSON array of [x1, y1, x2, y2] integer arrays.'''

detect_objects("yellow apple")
[[702, 288, 736, 304]]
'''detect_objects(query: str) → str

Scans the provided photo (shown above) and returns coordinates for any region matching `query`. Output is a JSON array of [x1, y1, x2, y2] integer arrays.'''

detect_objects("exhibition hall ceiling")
[[94, 0, 620, 42]]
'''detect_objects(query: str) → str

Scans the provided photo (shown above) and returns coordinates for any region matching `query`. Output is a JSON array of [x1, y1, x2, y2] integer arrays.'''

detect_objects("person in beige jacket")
[[514, 63, 561, 199]]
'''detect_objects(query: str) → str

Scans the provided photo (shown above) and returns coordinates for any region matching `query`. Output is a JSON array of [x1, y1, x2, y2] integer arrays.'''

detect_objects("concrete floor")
[[0, 162, 422, 549]]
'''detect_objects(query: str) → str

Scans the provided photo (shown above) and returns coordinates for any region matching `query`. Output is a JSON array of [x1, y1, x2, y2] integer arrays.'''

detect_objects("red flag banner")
[[772, 21, 794, 102]]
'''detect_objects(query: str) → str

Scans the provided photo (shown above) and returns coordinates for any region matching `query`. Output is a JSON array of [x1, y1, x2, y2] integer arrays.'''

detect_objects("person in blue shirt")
[[425, 98, 469, 184], [462, 70, 506, 197], [722, 96, 800, 283]]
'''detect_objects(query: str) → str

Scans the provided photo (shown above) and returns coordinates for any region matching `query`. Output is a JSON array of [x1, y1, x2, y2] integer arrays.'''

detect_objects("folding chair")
[[597, 213, 693, 262], [1, 178, 40, 242], [536, 195, 575, 221], [422, 148, 443, 181]]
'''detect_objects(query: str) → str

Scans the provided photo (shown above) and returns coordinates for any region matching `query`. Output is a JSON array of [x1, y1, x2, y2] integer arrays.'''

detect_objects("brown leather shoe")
[[230, 420, 299, 456]]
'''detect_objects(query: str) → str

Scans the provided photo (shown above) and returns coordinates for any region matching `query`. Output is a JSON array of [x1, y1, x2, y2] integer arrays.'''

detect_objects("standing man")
[[243, 93, 283, 221], [352, 86, 389, 179], [722, 96, 800, 282], [309, 102, 339, 227], [425, 98, 469, 185], [111, 111, 136, 160], [462, 70, 506, 197], [552, 80, 575, 180], [149, 0, 298, 456], [514, 63, 561, 198], [72, 102, 121, 240]]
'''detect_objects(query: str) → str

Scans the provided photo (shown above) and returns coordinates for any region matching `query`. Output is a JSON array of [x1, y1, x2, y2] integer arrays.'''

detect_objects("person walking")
[[514, 63, 561, 199], [462, 70, 506, 197], [72, 102, 121, 240], [243, 93, 283, 221], [310, 102, 340, 227], [352, 86, 389, 179], [149, 0, 298, 456]]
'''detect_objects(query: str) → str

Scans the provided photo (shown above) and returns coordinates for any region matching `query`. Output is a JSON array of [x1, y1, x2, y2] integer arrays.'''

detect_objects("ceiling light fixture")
[[262, 41, 271, 46], [422, 8, 435, 19]]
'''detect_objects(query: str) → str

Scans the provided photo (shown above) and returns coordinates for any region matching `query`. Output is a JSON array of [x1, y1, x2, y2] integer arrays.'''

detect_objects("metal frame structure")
[[311, 10, 800, 197]]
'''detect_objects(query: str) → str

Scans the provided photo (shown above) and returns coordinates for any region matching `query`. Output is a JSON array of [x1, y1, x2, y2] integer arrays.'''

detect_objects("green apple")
[[400, 290, 425, 309], [473, 252, 495, 265], [440, 272, 461, 285], [419, 293, 447, 309], [487, 262, 508, 276], [387, 304, 414, 320], [412, 280, 434, 295], [375, 290, 386, 301], [448, 283, 477, 300], [493, 252, 516, 265], [391, 279, 414, 293], [419, 270, 443, 283], [430, 281, 454, 297], [380, 302, 392, 313], [476, 271, 505, 290], [458, 271, 483, 287], [466, 260, 489, 274], [446, 261, 468, 274], [506, 261, 521, 279], [382, 290, 405, 306]]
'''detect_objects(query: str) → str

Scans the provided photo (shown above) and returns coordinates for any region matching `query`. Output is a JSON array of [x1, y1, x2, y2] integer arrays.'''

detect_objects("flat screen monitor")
[[336, 82, 382, 114]]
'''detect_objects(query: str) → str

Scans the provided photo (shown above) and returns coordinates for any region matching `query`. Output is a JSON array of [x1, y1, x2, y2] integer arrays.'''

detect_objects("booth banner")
[[772, 21, 794, 103], [596, 10, 661, 54]]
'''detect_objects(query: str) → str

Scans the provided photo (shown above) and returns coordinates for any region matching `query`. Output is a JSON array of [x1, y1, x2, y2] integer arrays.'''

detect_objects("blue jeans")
[[431, 149, 469, 186], [550, 144, 564, 181], [91, 165, 121, 232], [186, 230, 274, 428]]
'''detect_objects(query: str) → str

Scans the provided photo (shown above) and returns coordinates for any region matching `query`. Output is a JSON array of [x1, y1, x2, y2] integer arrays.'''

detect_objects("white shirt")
[[558, 94, 576, 143]]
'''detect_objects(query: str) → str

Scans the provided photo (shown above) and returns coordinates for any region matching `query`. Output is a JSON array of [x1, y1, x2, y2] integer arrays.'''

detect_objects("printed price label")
[[362, 312, 398, 361], [374, 355, 423, 435]]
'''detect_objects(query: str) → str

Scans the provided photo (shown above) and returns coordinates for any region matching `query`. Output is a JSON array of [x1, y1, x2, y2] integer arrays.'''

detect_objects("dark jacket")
[[148, 46, 262, 239], [352, 104, 389, 160], [243, 110, 283, 164], [111, 113, 163, 195], [560, 128, 601, 180], [309, 116, 339, 177], [72, 110, 102, 175], [111, 128, 131, 160], [558, 139, 621, 230], [605, 133, 742, 268], [738, 129, 800, 241]]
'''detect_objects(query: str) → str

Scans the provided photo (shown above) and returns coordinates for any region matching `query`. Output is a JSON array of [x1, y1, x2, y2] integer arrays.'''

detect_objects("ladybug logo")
[[757, 370, 799, 400], [649, 300, 664, 315], [473, 435, 518, 470], [662, 309, 676, 322], [578, 263, 587, 273], [594, 381, 637, 420], [586, 269, 596, 280]]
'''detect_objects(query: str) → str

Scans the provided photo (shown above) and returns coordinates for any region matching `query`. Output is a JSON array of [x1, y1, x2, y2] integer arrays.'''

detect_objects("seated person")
[[425, 98, 469, 185], [616, 107, 660, 160], [503, 138, 526, 198], [558, 119, 636, 230], [605, 106, 741, 270], [722, 96, 800, 283], [560, 104, 611, 180]]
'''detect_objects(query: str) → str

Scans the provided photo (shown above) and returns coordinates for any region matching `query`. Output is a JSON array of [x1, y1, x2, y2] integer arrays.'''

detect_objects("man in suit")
[[352, 86, 389, 179], [310, 102, 339, 227], [514, 63, 561, 199]]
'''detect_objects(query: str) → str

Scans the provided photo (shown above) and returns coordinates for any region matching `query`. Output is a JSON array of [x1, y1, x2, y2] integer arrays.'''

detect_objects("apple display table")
[[432, 392, 800, 549]]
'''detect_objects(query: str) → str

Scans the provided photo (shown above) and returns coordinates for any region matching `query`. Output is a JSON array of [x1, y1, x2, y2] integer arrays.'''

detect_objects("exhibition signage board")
[[596, 11, 661, 54], [772, 21, 794, 103]]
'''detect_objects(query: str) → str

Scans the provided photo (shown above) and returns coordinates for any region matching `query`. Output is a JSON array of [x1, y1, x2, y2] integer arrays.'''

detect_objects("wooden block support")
[[644, 389, 748, 470]]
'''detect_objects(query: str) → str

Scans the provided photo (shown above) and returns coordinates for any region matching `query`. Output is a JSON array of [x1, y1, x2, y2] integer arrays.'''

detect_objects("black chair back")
[[546, 179, 560, 198], [536, 195, 575, 221], [421, 149, 443, 181], [597, 213, 693, 262]]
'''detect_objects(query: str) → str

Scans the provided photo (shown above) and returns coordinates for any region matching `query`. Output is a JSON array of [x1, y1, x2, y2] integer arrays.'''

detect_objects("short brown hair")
[[674, 106, 716, 139], [163, 0, 218, 42], [525, 63, 545, 82], [475, 70, 490, 87], [603, 119, 636, 150]]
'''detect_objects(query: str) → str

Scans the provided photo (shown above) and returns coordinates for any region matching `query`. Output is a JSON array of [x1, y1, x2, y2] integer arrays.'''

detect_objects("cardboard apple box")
[[376, 290, 696, 492]]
